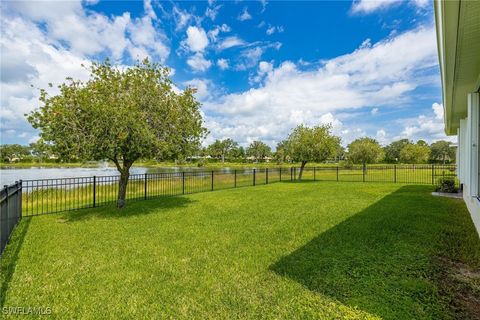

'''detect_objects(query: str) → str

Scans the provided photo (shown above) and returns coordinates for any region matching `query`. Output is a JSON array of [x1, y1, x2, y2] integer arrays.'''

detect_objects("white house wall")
[[459, 93, 480, 236]]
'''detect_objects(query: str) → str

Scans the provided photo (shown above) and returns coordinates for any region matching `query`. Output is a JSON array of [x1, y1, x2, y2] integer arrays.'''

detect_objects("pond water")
[[0, 166, 241, 186]]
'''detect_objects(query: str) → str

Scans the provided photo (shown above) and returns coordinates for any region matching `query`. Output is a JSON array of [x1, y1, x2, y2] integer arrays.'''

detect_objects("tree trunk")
[[222, 154, 225, 163], [363, 162, 367, 175], [298, 160, 307, 180], [117, 169, 130, 208]]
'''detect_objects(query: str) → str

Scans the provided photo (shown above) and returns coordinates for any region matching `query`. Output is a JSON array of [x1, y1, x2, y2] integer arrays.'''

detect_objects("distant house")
[[435, 0, 480, 234], [246, 156, 272, 162]]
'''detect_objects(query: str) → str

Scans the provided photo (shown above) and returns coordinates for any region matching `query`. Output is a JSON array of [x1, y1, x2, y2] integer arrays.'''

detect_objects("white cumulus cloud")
[[398, 103, 455, 143], [187, 53, 212, 72], [185, 26, 209, 52]]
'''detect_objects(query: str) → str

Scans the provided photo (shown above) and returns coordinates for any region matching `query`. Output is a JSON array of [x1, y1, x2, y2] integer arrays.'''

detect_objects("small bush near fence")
[[435, 177, 458, 193]]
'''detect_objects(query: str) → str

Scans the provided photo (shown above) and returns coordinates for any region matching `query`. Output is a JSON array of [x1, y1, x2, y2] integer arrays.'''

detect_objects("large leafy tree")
[[207, 138, 238, 162], [246, 141, 271, 162], [347, 137, 384, 170], [284, 124, 341, 179], [384, 139, 411, 163], [399, 143, 430, 164], [430, 140, 455, 164], [28, 59, 207, 208]]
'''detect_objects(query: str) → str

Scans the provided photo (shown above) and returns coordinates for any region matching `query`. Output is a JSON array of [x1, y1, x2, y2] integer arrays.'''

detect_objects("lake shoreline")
[[0, 161, 289, 170]]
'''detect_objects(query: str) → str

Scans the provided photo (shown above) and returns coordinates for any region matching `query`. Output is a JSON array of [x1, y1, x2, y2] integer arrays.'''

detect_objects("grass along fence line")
[[19, 165, 456, 216]]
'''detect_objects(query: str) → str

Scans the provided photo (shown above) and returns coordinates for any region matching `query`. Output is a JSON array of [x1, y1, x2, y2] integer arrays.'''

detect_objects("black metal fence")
[[21, 168, 289, 217], [290, 164, 457, 185], [19, 165, 457, 217], [1, 181, 22, 255]]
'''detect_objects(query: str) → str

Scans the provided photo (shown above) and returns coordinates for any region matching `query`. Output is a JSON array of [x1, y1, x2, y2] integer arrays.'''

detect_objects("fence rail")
[[1, 181, 22, 255]]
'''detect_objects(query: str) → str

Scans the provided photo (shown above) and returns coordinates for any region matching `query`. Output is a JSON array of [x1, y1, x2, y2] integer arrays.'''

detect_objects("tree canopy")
[[246, 141, 271, 161], [284, 124, 341, 179], [28, 59, 206, 207], [347, 137, 384, 167], [383, 139, 410, 163], [399, 143, 430, 164], [274, 140, 289, 164], [430, 140, 455, 163], [416, 140, 429, 147], [207, 138, 238, 162]]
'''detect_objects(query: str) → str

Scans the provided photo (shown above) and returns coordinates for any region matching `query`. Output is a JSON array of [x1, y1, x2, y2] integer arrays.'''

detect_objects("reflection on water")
[[0, 166, 247, 186]]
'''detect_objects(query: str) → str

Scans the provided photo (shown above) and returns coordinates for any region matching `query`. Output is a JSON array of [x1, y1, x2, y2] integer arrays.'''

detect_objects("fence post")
[[3, 185, 10, 245], [13, 182, 18, 225], [431, 164, 435, 185], [314, 167, 316, 181], [182, 172, 185, 195], [144, 173, 148, 200], [394, 165, 397, 183], [336, 166, 339, 182], [211, 171, 214, 191], [18, 180, 22, 219], [234, 170, 237, 188], [266, 168, 269, 184], [253, 169, 256, 186], [4, 185, 8, 242], [93, 176, 96, 208]]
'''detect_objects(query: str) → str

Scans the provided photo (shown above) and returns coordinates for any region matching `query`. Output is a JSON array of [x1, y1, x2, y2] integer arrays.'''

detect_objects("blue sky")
[[0, 0, 453, 148]]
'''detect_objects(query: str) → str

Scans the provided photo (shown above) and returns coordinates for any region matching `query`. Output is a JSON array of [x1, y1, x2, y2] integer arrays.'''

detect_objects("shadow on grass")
[[62, 196, 196, 222], [0, 217, 32, 307], [270, 185, 461, 319]]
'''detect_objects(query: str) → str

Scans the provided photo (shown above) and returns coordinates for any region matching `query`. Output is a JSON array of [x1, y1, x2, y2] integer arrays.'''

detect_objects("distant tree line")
[[1, 136, 455, 166], [196, 136, 454, 166], [0, 141, 59, 163]]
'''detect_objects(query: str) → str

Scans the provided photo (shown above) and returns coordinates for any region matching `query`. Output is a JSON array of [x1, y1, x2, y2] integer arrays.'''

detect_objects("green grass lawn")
[[1, 182, 479, 319]]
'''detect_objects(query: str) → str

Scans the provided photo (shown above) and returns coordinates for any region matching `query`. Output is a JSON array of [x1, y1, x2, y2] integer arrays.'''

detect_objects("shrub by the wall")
[[435, 177, 457, 193]]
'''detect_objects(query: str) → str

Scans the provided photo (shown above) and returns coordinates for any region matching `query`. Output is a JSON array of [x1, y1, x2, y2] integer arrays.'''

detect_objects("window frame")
[[468, 92, 479, 197]]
